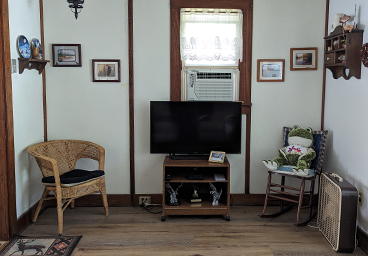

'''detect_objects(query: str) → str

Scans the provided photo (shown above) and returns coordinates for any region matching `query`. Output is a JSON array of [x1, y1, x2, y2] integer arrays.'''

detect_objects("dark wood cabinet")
[[324, 30, 363, 79], [161, 156, 230, 221]]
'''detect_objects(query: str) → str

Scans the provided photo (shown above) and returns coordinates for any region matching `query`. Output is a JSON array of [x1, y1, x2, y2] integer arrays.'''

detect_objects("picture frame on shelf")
[[208, 151, 225, 163], [92, 59, 121, 82], [290, 47, 318, 71], [52, 44, 81, 67], [257, 59, 285, 82]]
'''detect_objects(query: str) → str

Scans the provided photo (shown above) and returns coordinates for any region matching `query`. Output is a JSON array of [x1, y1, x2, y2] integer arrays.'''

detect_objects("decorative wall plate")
[[31, 38, 43, 59], [361, 43, 368, 68], [17, 35, 31, 58]]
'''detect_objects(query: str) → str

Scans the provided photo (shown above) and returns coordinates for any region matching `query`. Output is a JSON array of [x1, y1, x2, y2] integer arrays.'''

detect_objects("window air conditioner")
[[181, 69, 239, 101]]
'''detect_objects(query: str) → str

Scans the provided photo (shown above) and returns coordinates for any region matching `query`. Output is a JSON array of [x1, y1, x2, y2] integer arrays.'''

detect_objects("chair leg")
[[280, 176, 285, 211], [308, 180, 315, 218], [56, 192, 63, 236], [100, 181, 109, 216], [71, 199, 75, 209], [296, 179, 305, 225], [32, 188, 49, 223], [261, 173, 272, 215]]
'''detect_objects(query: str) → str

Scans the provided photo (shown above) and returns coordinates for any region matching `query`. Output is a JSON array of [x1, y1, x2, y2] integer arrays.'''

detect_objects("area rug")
[[0, 235, 81, 256]]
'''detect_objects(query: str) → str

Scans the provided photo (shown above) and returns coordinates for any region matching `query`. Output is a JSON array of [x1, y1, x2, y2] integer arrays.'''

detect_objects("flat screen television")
[[150, 101, 242, 157]]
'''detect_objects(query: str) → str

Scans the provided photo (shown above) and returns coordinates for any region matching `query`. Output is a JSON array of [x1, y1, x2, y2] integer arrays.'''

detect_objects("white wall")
[[133, 0, 170, 194], [42, 0, 325, 196], [133, 0, 247, 194], [43, 0, 130, 194], [324, 0, 368, 234], [8, 0, 45, 218], [250, 0, 326, 193], [8, 0, 327, 216]]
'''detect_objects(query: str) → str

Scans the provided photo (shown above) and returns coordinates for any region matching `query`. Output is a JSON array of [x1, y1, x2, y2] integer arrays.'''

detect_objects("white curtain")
[[180, 9, 243, 65]]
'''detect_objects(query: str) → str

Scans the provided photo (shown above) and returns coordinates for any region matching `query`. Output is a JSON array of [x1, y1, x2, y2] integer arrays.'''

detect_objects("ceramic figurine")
[[165, 183, 183, 206], [209, 182, 222, 206]]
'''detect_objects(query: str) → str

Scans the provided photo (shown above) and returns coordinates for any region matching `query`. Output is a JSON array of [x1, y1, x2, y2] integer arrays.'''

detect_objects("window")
[[180, 9, 243, 67]]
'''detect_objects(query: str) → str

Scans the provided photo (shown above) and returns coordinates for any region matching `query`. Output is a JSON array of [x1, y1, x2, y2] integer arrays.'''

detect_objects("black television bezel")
[[150, 101, 242, 156]]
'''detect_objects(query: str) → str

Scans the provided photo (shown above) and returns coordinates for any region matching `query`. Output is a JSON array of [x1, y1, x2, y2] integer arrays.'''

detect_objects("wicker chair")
[[28, 140, 109, 235]]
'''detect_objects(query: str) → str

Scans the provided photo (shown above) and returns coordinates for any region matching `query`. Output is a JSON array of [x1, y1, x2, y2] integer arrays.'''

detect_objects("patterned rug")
[[0, 235, 81, 256]]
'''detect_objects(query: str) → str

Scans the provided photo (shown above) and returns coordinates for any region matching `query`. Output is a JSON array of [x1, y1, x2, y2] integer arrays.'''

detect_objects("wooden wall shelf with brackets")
[[18, 58, 50, 74], [324, 30, 363, 80]]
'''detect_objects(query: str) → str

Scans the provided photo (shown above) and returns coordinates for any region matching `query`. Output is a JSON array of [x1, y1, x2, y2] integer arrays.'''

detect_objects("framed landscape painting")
[[52, 44, 81, 67], [92, 59, 121, 82], [290, 47, 318, 71]]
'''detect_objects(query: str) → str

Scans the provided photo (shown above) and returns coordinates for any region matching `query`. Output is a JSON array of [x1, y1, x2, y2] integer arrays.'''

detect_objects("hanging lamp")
[[67, 0, 84, 19]]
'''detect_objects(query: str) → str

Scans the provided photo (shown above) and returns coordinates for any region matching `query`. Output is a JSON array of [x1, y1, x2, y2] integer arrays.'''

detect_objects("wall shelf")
[[324, 30, 363, 80], [18, 58, 50, 74]]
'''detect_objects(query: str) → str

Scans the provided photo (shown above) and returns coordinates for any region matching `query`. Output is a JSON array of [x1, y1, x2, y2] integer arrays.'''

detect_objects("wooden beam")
[[169, 5, 181, 101], [39, 0, 47, 141], [321, 0, 329, 130], [128, 0, 135, 199]]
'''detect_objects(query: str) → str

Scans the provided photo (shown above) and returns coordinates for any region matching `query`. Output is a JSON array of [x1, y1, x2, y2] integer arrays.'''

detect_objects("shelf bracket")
[[18, 58, 50, 74]]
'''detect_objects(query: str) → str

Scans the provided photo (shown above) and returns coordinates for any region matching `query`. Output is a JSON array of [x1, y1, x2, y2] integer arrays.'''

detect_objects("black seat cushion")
[[42, 169, 105, 186]]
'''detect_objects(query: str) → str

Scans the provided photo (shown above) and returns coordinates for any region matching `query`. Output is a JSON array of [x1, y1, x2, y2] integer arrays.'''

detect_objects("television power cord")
[[141, 198, 162, 214]]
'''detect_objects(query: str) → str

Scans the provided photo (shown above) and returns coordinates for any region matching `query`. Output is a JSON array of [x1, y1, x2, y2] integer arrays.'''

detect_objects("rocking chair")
[[260, 127, 328, 226]]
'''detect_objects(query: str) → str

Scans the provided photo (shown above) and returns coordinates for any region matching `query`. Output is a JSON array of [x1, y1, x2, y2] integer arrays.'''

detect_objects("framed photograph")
[[290, 47, 318, 71], [52, 44, 81, 67], [208, 151, 226, 163], [257, 59, 285, 82], [92, 59, 121, 82]]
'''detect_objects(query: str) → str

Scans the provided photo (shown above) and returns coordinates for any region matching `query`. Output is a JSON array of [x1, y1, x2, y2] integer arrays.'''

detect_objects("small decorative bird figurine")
[[340, 15, 350, 24], [340, 15, 351, 35]]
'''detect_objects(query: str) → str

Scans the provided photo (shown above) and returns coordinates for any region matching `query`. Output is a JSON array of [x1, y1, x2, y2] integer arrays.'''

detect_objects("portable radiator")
[[317, 173, 358, 252]]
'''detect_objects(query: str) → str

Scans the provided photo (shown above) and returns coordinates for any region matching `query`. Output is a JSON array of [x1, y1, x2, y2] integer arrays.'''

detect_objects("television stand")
[[162, 156, 230, 221], [169, 154, 209, 160]]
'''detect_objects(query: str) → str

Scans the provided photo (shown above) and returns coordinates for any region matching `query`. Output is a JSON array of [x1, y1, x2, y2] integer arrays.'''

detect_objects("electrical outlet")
[[139, 196, 151, 205], [11, 59, 17, 73], [358, 191, 364, 206]]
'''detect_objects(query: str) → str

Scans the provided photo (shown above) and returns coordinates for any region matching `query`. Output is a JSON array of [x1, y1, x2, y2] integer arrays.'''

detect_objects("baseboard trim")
[[357, 227, 368, 254], [16, 201, 45, 234], [231, 193, 265, 205]]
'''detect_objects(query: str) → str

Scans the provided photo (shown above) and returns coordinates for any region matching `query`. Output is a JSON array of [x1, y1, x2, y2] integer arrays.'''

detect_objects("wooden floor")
[[17, 205, 366, 256]]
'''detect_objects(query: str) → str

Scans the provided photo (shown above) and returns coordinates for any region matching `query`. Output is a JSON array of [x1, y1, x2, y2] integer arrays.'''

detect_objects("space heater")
[[317, 173, 358, 252]]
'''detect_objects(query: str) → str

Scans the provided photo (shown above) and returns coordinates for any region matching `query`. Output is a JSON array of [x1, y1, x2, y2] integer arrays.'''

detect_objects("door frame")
[[0, 0, 17, 241]]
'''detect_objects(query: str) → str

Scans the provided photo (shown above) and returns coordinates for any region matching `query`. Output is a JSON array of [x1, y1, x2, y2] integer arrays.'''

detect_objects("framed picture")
[[290, 47, 318, 71], [208, 151, 226, 163], [52, 44, 81, 67], [92, 59, 121, 82], [257, 59, 285, 82]]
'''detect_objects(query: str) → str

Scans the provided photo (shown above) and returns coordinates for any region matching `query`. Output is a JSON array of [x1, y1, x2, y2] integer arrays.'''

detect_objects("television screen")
[[150, 101, 242, 155]]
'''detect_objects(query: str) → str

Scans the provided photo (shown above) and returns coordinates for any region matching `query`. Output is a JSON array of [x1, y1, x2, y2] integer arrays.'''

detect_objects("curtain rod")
[[181, 9, 241, 14]]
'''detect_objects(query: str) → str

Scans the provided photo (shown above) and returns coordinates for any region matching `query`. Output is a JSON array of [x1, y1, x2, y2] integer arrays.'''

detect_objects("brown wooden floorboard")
[[19, 206, 367, 256]]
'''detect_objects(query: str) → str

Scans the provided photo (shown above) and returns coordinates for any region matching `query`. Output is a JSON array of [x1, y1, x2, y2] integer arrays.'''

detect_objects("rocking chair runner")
[[28, 140, 109, 235], [260, 127, 328, 226]]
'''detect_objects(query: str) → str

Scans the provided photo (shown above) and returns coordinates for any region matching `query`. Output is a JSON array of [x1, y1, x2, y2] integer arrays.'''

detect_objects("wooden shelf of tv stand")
[[162, 156, 230, 221], [18, 58, 50, 74], [164, 201, 228, 216]]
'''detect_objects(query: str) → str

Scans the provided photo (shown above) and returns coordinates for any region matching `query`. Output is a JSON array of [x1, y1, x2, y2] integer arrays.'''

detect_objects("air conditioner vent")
[[181, 69, 239, 101], [197, 72, 232, 80]]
